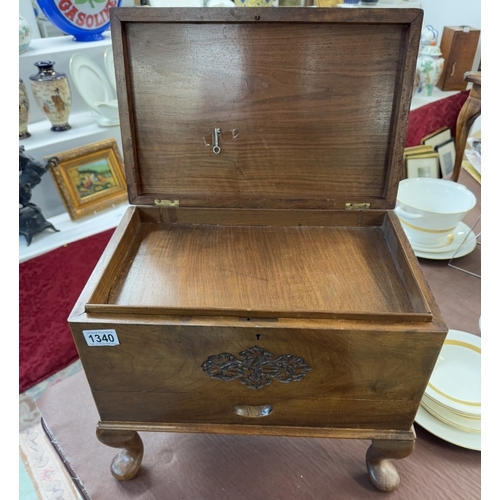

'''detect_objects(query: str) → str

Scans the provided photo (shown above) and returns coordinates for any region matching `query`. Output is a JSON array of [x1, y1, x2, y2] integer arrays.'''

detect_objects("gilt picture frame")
[[47, 139, 128, 220]]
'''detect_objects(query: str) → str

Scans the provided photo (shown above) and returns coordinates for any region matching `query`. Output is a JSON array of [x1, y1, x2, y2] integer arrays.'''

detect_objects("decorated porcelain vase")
[[416, 45, 444, 97], [415, 25, 444, 97], [30, 61, 72, 132], [19, 79, 31, 139], [19, 15, 32, 53]]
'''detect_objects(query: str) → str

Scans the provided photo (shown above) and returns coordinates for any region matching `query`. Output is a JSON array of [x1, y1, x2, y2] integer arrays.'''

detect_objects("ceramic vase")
[[30, 61, 72, 132], [416, 45, 445, 97], [19, 79, 31, 139], [19, 15, 32, 53]]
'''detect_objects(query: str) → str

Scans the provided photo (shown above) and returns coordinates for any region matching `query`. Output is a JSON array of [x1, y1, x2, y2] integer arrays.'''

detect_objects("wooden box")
[[68, 7, 447, 491], [436, 25, 481, 91]]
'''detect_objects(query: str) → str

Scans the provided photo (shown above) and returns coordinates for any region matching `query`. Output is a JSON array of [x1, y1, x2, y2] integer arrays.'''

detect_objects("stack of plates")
[[401, 221, 477, 260], [415, 329, 481, 450]]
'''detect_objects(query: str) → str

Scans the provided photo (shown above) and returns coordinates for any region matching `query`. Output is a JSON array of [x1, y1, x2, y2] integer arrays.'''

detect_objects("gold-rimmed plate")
[[415, 405, 481, 451], [421, 396, 480, 434], [425, 330, 481, 417]]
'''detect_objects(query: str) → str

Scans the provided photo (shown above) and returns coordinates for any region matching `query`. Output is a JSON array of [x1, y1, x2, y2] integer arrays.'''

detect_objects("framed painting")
[[47, 138, 128, 220], [406, 154, 440, 179], [421, 127, 452, 149], [436, 138, 456, 178]]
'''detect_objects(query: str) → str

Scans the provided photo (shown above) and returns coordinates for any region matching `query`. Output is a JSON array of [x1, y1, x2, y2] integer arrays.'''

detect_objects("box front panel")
[[71, 321, 444, 430]]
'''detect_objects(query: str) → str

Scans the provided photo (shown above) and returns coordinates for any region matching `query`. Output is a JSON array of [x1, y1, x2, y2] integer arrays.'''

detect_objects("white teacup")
[[395, 178, 476, 248]]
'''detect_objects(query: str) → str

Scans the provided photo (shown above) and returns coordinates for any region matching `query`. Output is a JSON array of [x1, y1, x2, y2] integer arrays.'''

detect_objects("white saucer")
[[408, 222, 474, 253], [415, 405, 481, 451], [69, 54, 117, 119], [412, 222, 477, 260]]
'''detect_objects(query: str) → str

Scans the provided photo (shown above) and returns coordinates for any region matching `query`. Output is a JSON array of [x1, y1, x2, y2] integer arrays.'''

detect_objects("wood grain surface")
[[96, 218, 424, 319], [111, 8, 422, 210], [70, 319, 444, 430]]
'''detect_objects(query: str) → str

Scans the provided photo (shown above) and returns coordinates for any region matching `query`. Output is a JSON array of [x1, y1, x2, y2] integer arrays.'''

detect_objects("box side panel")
[[67, 206, 139, 319], [381, 212, 431, 315], [86, 207, 143, 305]]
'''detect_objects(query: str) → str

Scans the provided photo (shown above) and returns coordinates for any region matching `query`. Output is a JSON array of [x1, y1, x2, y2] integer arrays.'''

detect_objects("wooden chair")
[[451, 71, 481, 182]]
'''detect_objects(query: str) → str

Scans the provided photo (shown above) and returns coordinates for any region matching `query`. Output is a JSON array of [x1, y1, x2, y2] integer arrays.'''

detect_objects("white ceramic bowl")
[[396, 178, 476, 248]]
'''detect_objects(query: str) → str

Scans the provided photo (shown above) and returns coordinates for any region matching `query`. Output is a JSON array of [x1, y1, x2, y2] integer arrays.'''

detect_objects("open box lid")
[[110, 7, 422, 210]]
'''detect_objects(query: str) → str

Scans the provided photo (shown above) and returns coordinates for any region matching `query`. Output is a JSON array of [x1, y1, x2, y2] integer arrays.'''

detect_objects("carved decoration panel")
[[201, 345, 312, 390]]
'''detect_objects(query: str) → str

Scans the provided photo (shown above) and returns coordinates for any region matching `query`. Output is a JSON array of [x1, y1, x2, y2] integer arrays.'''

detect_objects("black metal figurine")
[[19, 145, 59, 246]]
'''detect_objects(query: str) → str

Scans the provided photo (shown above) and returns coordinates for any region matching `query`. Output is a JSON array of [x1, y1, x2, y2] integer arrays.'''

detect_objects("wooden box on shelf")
[[436, 26, 481, 91], [68, 7, 447, 492]]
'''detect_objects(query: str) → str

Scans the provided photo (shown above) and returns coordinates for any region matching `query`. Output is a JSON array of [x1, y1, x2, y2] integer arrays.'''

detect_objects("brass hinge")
[[154, 199, 179, 208], [345, 202, 371, 210]]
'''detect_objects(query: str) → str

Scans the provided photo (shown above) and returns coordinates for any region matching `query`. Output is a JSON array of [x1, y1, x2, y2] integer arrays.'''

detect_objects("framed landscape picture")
[[47, 139, 128, 220]]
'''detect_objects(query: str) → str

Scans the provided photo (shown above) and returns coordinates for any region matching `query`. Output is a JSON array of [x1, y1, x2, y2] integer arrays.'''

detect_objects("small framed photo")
[[436, 138, 456, 178], [406, 154, 440, 179], [421, 127, 452, 149], [47, 139, 128, 220]]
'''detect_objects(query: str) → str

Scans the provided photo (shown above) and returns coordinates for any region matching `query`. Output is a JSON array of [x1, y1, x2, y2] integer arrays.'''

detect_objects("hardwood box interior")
[[86, 206, 431, 322]]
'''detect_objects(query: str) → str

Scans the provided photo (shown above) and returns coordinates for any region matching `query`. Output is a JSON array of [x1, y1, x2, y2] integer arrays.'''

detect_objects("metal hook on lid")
[[212, 128, 221, 154]]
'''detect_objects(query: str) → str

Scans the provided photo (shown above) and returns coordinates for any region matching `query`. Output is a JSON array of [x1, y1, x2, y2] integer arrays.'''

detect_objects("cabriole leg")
[[96, 424, 144, 481], [365, 436, 415, 492]]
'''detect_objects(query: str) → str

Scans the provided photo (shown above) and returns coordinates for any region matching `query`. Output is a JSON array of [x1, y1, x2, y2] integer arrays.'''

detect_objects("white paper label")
[[83, 329, 120, 346]]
